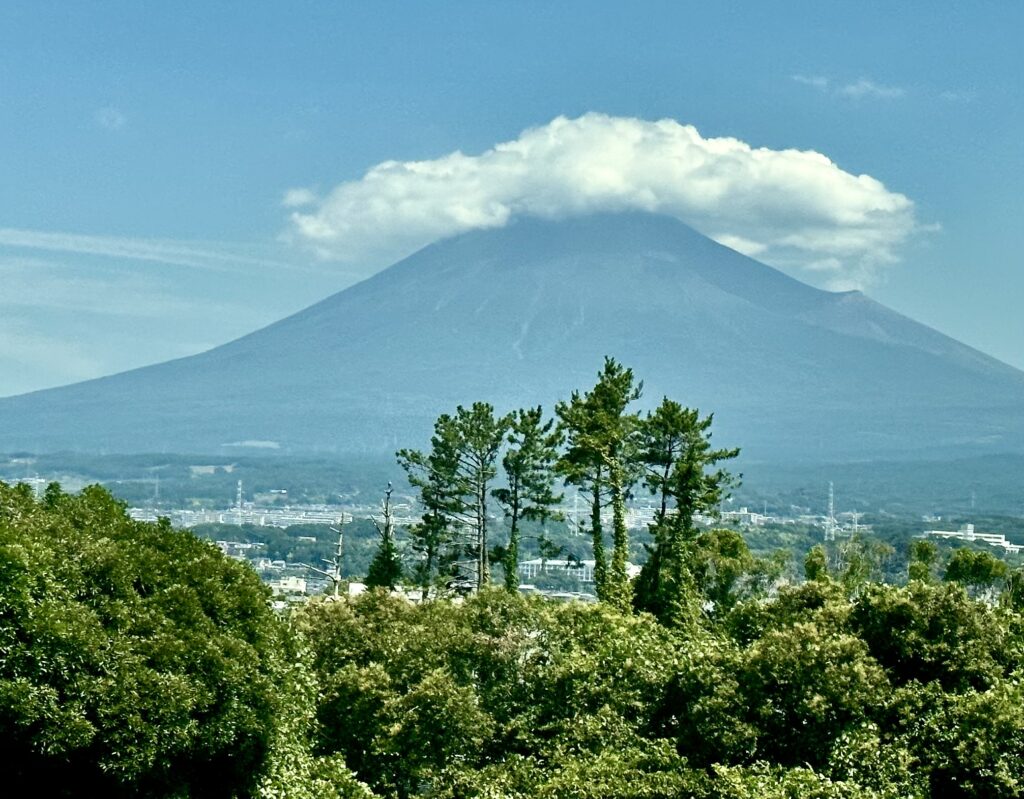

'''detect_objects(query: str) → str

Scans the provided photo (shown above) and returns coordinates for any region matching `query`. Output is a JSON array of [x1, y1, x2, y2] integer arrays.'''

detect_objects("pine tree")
[[492, 406, 563, 592], [557, 358, 642, 609], [397, 447, 457, 598], [398, 403, 509, 592], [633, 398, 739, 623], [365, 483, 403, 590]]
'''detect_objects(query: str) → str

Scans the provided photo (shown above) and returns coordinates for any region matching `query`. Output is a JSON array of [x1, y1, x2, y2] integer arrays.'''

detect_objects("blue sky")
[[1, 2, 1021, 396]]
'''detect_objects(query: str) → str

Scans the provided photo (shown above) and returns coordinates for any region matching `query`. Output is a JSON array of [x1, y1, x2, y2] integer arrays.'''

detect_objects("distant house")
[[268, 575, 306, 595]]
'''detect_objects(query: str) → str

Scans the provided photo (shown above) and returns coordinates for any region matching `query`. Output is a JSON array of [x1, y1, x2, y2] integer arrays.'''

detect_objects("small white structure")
[[269, 575, 307, 595], [519, 558, 595, 583], [920, 523, 1023, 555], [720, 506, 769, 527]]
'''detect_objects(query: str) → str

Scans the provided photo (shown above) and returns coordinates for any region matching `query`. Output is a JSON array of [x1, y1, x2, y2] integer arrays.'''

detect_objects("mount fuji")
[[3, 213, 1023, 462]]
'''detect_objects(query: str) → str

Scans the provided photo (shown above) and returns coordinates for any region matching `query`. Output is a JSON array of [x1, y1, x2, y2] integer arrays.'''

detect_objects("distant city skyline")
[[2, 2, 1021, 397]]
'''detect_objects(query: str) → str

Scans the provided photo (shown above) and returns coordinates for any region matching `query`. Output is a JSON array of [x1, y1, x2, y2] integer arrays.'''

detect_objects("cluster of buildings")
[[210, 539, 330, 598]]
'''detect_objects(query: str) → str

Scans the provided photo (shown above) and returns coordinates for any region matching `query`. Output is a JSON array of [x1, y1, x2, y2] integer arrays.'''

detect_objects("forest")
[[5, 479, 1024, 798], [4, 359, 1024, 798]]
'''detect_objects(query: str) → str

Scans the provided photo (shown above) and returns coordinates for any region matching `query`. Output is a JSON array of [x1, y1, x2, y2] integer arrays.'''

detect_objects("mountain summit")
[[4, 213, 1024, 461]]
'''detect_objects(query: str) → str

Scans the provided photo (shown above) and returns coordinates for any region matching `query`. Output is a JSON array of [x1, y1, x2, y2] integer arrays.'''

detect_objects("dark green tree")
[[850, 580, 1004, 691], [365, 482, 403, 590], [804, 544, 830, 582], [0, 481, 280, 798], [944, 547, 1009, 600], [686, 529, 784, 617], [492, 406, 564, 592], [557, 358, 642, 609], [397, 447, 457, 598], [399, 402, 509, 591], [909, 538, 939, 582], [633, 398, 739, 623]]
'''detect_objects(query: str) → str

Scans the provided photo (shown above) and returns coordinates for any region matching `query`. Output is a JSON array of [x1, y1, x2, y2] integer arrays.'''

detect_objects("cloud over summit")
[[287, 113, 918, 287]]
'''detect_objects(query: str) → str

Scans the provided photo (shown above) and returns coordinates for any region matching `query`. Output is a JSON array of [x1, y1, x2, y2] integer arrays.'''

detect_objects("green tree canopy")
[[0, 481, 281, 798], [944, 547, 1009, 599]]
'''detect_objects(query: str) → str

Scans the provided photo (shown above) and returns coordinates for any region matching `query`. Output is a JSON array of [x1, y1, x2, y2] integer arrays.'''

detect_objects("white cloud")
[[95, 106, 127, 131], [838, 79, 906, 99], [282, 187, 318, 208], [287, 113, 919, 286], [711, 234, 768, 258], [792, 74, 830, 90]]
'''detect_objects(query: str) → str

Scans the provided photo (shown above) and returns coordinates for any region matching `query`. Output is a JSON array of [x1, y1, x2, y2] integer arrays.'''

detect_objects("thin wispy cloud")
[[0, 228, 326, 275], [939, 89, 975, 102], [0, 318, 105, 397], [0, 255, 248, 320], [793, 74, 906, 100], [0, 256, 280, 397], [839, 79, 906, 100], [792, 74, 830, 90], [287, 113, 919, 287], [95, 106, 127, 131]]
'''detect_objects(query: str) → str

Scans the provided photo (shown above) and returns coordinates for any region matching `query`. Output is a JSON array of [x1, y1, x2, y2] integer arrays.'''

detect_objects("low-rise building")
[[921, 523, 1023, 555]]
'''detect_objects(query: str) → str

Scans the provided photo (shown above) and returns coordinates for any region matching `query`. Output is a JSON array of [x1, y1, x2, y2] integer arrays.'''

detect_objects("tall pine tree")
[[633, 398, 739, 623], [557, 358, 642, 609], [492, 406, 563, 592], [399, 403, 509, 591]]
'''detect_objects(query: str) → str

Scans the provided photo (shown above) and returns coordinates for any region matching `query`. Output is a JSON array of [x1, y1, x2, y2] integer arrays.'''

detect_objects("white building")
[[519, 558, 595, 583], [517, 558, 643, 584], [921, 523, 1023, 555]]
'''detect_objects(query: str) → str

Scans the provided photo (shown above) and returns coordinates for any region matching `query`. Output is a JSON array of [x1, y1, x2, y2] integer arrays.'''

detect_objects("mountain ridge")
[[3, 213, 1023, 461]]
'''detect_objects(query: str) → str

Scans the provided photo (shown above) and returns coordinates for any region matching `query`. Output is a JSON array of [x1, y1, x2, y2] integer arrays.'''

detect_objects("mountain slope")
[[4, 213, 1024, 461]]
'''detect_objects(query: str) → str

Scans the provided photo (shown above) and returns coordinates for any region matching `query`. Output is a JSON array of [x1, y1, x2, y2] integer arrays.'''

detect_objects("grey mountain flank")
[[3, 213, 1023, 461]]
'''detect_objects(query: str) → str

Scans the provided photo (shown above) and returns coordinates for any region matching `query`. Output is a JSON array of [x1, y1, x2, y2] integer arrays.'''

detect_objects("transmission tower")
[[824, 481, 838, 542], [236, 479, 243, 526]]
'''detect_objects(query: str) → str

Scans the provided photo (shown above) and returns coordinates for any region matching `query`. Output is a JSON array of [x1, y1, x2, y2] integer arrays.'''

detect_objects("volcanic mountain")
[[4, 213, 1024, 461]]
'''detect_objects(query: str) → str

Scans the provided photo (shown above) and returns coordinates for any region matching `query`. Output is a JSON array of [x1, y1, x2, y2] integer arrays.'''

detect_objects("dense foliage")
[[298, 565, 1024, 799], [0, 482, 283, 797], [7, 479, 1024, 798]]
